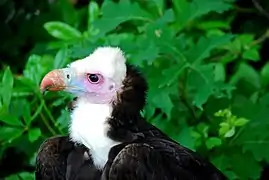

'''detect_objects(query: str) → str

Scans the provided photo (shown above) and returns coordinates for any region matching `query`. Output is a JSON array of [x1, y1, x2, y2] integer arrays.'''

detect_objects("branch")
[[252, 0, 269, 20], [40, 112, 57, 135], [178, 70, 199, 122], [42, 100, 64, 135]]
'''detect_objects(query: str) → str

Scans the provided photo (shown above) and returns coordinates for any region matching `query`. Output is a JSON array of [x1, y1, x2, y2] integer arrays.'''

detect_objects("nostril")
[[109, 85, 114, 90], [67, 74, 70, 79]]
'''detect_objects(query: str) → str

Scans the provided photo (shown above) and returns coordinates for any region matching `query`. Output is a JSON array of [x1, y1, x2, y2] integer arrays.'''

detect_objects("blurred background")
[[0, 0, 269, 179]]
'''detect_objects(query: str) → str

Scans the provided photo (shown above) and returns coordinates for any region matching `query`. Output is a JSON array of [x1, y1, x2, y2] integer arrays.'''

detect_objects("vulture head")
[[40, 46, 148, 115], [40, 47, 149, 168]]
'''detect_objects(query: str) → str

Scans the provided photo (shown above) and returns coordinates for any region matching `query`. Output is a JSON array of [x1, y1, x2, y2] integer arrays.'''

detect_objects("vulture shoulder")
[[102, 138, 227, 180], [35, 135, 73, 180], [35, 135, 101, 180]]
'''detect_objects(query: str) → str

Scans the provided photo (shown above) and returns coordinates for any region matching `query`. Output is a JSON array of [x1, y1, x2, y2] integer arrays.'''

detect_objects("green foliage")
[[44, 21, 83, 40], [1, 0, 269, 179]]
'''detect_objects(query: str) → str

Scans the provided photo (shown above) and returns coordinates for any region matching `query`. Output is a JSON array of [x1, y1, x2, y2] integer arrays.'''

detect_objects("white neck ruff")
[[69, 98, 120, 169]]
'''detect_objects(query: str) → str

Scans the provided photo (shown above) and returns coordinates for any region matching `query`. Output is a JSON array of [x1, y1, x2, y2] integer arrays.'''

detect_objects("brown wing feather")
[[35, 135, 74, 180], [102, 138, 227, 180]]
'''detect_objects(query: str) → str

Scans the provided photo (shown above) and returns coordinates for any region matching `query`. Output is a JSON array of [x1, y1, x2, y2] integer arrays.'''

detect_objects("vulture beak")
[[40, 68, 71, 94]]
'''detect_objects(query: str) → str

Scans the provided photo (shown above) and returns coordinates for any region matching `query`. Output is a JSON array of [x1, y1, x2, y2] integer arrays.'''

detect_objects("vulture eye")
[[87, 73, 101, 84]]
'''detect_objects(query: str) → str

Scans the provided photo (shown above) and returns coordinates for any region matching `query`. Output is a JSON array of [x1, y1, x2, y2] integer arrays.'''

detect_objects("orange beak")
[[40, 69, 66, 94]]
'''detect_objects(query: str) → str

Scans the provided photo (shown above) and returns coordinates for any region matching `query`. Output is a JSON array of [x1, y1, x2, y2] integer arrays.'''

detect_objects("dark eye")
[[88, 74, 100, 83]]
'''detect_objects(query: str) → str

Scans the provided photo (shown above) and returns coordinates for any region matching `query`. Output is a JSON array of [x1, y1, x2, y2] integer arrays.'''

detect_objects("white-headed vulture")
[[35, 47, 227, 180]]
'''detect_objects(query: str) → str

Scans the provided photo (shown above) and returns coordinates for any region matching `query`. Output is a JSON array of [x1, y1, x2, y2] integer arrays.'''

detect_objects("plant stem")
[[252, 0, 269, 20], [42, 100, 64, 134], [251, 29, 269, 46], [40, 112, 57, 135], [179, 69, 198, 122], [36, 89, 64, 135]]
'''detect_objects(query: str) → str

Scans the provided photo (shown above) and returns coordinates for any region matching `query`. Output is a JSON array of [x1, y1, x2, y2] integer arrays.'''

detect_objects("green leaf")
[[211, 154, 230, 173], [0, 127, 24, 142], [229, 152, 262, 179], [176, 126, 196, 151], [0, 112, 23, 126], [224, 127, 235, 138], [196, 21, 230, 30], [219, 52, 238, 64], [224, 36, 241, 53], [14, 77, 36, 93], [29, 152, 38, 166], [196, 123, 209, 138], [142, 11, 177, 57], [146, 66, 177, 120], [230, 62, 260, 89], [57, 0, 78, 26], [131, 38, 160, 66], [214, 63, 226, 82], [187, 64, 215, 109], [206, 29, 225, 37], [234, 107, 269, 162], [219, 122, 230, 136], [1, 66, 14, 107], [215, 109, 232, 117], [93, 0, 153, 35], [5, 175, 20, 180], [151, 90, 174, 119], [54, 48, 69, 69], [21, 103, 32, 126], [28, 128, 42, 142], [30, 103, 44, 124], [56, 110, 70, 131], [185, 35, 233, 65], [44, 21, 82, 40], [238, 34, 254, 46], [88, 1, 100, 29], [153, 0, 165, 14], [212, 81, 235, 99], [242, 133, 269, 161], [144, 104, 156, 120], [160, 62, 188, 87], [23, 54, 54, 85], [206, 137, 222, 149], [18, 172, 35, 179], [191, 130, 202, 139], [261, 62, 269, 87], [242, 48, 260, 61], [173, 0, 233, 28], [234, 118, 249, 127], [224, 171, 239, 180], [6, 172, 34, 180], [151, 114, 169, 133]]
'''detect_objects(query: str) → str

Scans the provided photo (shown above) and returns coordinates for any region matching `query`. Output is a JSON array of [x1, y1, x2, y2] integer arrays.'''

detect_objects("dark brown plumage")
[[36, 136, 73, 180], [35, 135, 101, 180]]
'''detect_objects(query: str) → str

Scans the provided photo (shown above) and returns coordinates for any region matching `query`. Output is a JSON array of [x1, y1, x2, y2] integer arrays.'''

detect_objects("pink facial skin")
[[78, 71, 119, 104]]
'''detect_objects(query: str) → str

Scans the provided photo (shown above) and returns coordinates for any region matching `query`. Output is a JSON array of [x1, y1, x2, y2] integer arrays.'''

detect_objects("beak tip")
[[39, 69, 66, 94], [40, 87, 46, 96], [40, 79, 50, 95]]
